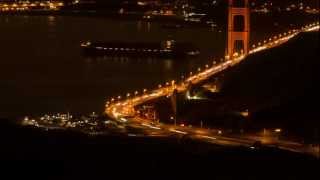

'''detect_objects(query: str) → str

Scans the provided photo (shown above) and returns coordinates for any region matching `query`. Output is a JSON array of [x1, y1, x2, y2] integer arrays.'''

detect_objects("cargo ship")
[[80, 40, 200, 58]]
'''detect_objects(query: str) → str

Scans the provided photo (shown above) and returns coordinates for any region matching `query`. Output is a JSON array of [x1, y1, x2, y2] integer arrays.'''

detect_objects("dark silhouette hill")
[[0, 118, 318, 179], [220, 31, 320, 139]]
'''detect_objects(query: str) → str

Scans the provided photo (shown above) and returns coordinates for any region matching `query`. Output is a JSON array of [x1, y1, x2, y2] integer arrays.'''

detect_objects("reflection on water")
[[137, 21, 152, 32], [164, 59, 173, 70], [85, 56, 175, 71], [0, 15, 225, 117], [48, 15, 56, 25], [0, 14, 307, 117]]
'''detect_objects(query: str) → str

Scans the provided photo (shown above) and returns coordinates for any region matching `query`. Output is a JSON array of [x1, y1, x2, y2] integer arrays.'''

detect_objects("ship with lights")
[[81, 40, 200, 58]]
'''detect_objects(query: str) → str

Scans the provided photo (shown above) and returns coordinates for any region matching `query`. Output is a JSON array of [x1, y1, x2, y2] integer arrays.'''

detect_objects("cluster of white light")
[[252, 2, 319, 14], [0, 1, 64, 12]]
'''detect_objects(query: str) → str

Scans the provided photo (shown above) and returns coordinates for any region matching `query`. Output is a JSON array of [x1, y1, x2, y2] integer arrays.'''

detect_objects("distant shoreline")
[[0, 10, 183, 21]]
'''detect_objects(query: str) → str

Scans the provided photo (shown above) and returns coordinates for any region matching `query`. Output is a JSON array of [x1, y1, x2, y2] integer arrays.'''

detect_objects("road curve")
[[105, 22, 320, 157]]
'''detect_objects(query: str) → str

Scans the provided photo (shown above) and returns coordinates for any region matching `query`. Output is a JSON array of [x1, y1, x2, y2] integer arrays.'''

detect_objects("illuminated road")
[[106, 22, 320, 157]]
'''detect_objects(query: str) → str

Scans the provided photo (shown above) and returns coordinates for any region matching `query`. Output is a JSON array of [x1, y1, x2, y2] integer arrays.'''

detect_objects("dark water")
[[0, 14, 316, 117], [0, 15, 226, 117]]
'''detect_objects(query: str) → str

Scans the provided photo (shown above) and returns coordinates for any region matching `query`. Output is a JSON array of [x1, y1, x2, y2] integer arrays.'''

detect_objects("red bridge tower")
[[227, 0, 250, 58]]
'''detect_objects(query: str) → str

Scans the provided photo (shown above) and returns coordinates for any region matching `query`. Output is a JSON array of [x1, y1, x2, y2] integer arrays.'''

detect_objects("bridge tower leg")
[[227, 0, 250, 58]]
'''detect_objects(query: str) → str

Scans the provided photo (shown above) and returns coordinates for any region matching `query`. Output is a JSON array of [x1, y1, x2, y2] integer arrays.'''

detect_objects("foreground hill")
[[220, 31, 320, 140], [0, 118, 318, 179]]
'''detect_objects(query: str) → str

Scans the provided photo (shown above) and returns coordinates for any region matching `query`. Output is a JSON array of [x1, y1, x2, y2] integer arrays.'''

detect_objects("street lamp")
[[170, 116, 176, 126], [274, 128, 282, 142], [171, 80, 175, 85], [171, 80, 176, 90], [274, 128, 282, 133]]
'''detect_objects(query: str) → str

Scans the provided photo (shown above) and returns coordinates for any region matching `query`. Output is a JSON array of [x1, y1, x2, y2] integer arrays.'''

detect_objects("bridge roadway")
[[106, 22, 320, 157]]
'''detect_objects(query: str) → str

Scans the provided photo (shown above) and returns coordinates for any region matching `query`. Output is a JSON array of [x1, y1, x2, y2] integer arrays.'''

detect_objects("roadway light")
[[198, 67, 201, 72], [258, 42, 261, 46], [166, 82, 170, 86], [274, 128, 282, 133], [205, 64, 209, 69], [189, 72, 193, 76], [252, 44, 256, 48], [127, 93, 131, 97], [158, 84, 162, 88], [171, 80, 175, 85], [263, 40, 267, 44], [170, 116, 176, 126], [233, 52, 239, 57], [134, 91, 138, 95], [143, 89, 147, 93], [117, 96, 121, 100], [111, 98, 115, 102]]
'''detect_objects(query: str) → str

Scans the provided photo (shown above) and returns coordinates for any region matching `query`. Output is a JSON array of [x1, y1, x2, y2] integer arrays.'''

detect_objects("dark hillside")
[[220, 31, 320, 139]]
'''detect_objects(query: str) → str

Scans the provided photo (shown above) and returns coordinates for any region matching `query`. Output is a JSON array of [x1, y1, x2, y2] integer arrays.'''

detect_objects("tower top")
[[229, 0, 249, 8]]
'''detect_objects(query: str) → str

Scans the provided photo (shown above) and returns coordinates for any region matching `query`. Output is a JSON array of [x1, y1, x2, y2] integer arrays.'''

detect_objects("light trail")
[[103, 22, 319, 157]]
